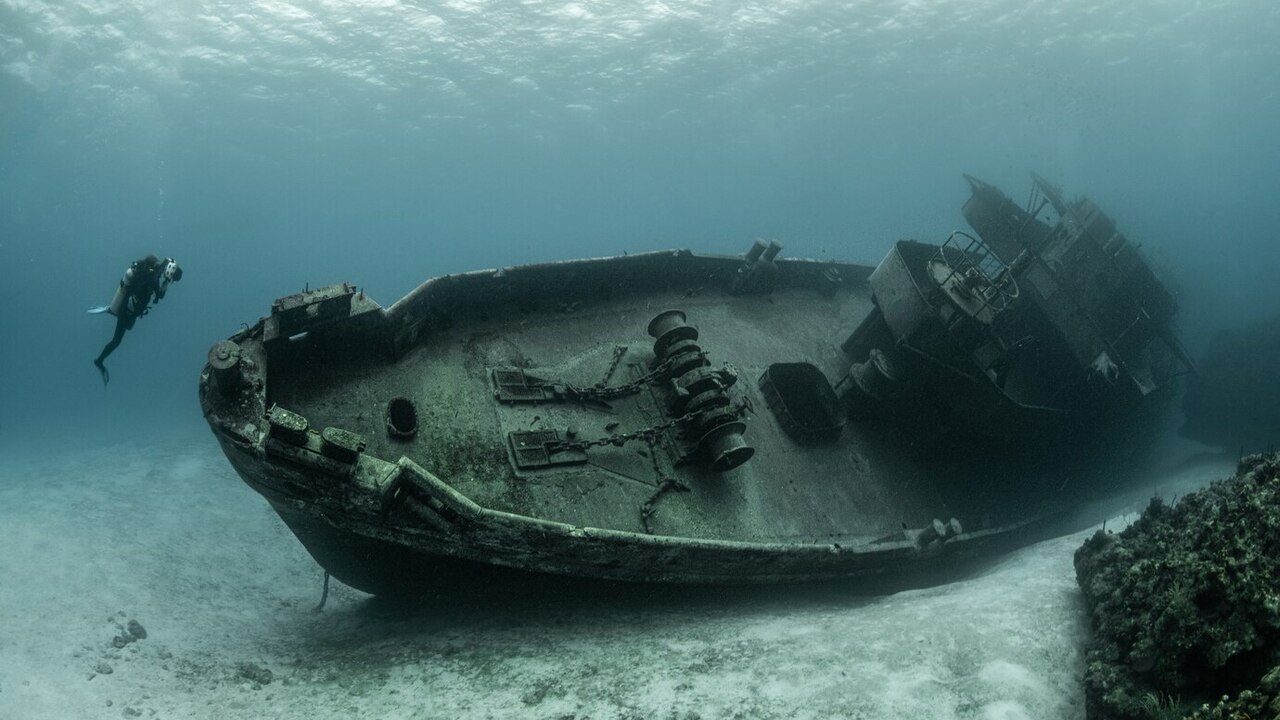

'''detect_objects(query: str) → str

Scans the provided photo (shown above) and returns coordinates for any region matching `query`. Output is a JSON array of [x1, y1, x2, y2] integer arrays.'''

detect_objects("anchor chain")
[[595, 345, 628, 388], [559, 350, 709, 402], [640, 477, 691, 534], [546, 387, 751, 455], [532, 310, 754, 475], [546, 407, 708, 454]]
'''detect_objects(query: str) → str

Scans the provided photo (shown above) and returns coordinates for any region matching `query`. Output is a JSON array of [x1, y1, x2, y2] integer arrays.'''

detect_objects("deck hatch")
[[490, 368, 562, 403], [759, 363, 845, 443], [508, 430, 589, 470]]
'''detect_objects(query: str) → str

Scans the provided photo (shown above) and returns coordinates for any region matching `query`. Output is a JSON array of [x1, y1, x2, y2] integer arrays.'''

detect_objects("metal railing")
[[930, 231, 1020, 318]]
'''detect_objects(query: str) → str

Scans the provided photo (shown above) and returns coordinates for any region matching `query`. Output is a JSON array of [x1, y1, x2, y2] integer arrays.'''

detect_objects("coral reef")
[[1182, 665, 1280, 719], [1074, 453, 1280, 719]]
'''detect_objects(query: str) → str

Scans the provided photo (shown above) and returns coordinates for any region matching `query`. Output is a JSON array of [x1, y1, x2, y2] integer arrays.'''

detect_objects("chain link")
[[559, 350, 708, 402], [595, 345, 628, 389], [546, 397, 749, 455], [546, 407, 704, 454], [541, 351, 741, 454]]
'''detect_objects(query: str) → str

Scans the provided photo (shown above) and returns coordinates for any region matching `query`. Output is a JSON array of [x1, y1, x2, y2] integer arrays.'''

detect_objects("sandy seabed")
[[0, 433, 1229, 720]]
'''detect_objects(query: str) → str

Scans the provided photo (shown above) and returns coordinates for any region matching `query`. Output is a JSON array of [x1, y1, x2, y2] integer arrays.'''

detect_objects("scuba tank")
[[88, 268, 136, 316], [107, 284, 127, 316], [107, 267, 137, 316]]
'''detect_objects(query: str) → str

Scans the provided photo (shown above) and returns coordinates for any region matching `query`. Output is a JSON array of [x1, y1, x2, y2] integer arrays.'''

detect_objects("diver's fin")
[[87, 306, 110, 315]]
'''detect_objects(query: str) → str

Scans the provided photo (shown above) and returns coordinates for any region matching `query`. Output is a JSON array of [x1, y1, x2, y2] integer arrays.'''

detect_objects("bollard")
[[208, 341, 243, 396]]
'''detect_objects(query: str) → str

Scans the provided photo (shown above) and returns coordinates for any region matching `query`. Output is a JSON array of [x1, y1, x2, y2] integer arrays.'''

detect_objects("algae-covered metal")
[[200, 175, 1191, 594], [841, 174, 1196, 440]]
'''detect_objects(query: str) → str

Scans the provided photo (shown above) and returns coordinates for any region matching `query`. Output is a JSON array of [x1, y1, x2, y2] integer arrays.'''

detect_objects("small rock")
[[520, 686, 546, 705], [235, 663, 273, 686], [126, 620, 147, 640], [94, 662, 114, 675], [123, 707, 141, 718]]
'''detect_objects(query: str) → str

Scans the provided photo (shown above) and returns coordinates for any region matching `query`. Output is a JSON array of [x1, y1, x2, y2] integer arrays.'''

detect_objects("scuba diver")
[[89, 255, 183, 386]]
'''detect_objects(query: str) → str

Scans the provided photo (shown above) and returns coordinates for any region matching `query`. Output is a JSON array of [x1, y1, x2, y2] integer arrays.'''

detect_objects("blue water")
[[2, 0, 1279, 449]]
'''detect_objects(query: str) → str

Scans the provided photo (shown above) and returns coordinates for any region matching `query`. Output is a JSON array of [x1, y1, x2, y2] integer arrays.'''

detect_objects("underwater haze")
[[2, 0, 1279, 446], [1, 2, 1279, 718]]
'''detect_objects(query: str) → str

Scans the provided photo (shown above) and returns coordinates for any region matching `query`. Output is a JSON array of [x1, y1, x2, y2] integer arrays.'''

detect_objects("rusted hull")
[[200, 200, 1184, 595], [215, 432, 1054, 594]]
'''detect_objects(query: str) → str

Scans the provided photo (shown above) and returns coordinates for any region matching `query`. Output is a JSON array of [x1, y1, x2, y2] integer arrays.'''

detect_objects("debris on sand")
[[235, 662, 274, 686], [1074, 453, 1280, 719], [110, 617, 148, 648]]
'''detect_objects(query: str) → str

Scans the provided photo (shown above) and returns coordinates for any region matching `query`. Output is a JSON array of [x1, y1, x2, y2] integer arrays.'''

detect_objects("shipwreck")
[[200, 174, 1195, 594]]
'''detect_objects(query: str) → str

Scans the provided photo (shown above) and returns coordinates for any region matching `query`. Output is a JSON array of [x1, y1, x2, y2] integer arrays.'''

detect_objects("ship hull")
[[215, 432, 1053, 594], [201, 178, 1187, 596]]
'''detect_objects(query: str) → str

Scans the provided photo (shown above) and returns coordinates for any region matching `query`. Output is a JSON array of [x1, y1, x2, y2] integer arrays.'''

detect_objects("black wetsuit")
[[94, 262, 166, 383]]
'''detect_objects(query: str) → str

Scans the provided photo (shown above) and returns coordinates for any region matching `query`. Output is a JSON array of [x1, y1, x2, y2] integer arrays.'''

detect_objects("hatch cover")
[[490, 368, 565, 404], [508, 430, 589, 470]]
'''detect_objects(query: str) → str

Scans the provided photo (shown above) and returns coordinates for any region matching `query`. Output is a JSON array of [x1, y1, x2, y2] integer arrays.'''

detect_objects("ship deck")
[[265, 267, 1051, 546]]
